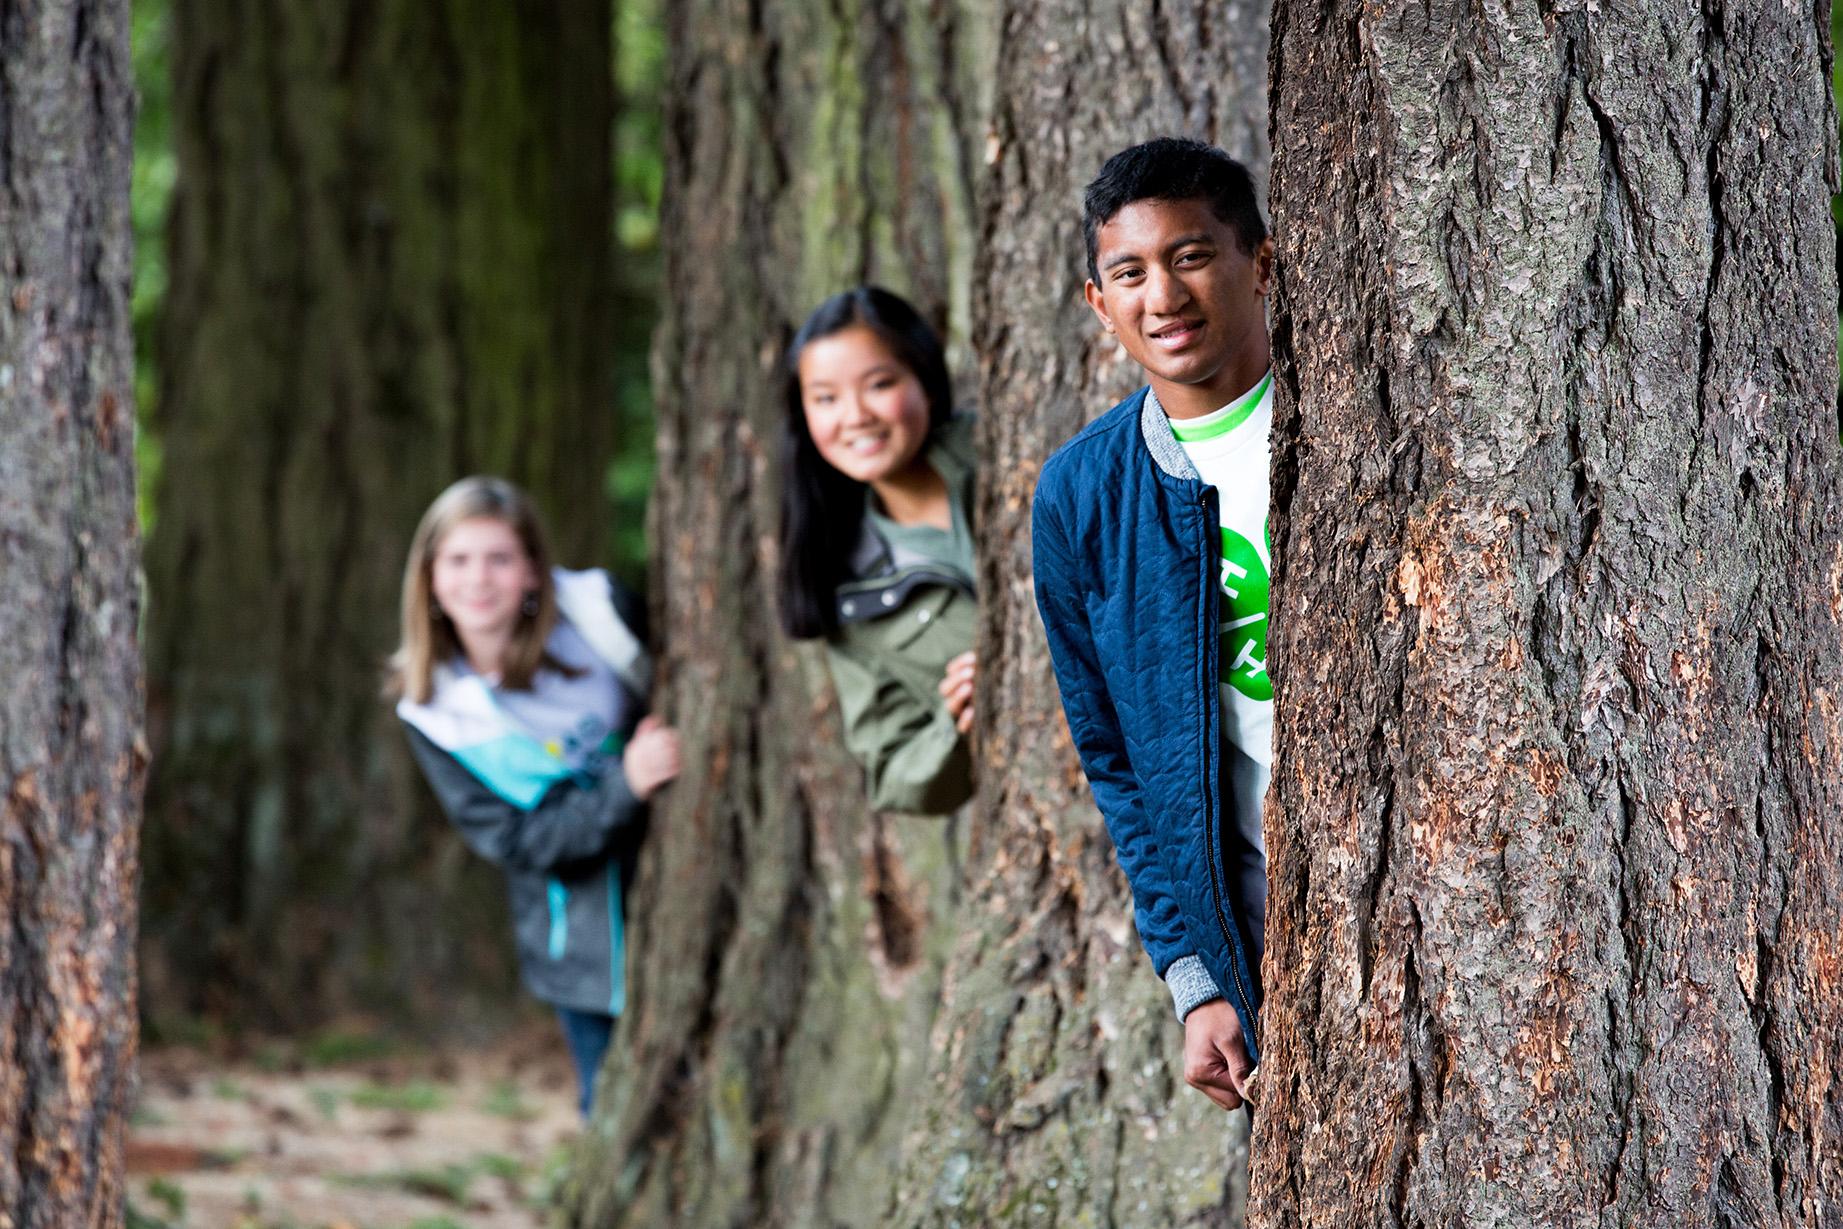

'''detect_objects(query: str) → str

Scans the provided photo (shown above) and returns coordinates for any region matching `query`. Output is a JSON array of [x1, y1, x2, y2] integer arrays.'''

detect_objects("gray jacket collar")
[[1139, 387, 1201, 481]]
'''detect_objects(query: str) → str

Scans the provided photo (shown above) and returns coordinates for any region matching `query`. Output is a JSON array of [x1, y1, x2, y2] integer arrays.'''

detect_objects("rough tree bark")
[[887, 3, 1268, 1225], [142, 0, 618, 1026], [0, 0, 142, 1223], [567, 1, 1273, 1226], [1258, 1, 1843, 1226], [564, 2, 990, 1223]]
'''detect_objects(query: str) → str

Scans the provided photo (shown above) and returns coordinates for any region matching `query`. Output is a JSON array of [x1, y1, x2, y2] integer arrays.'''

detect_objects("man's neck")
[[1153, 346, 1272, 421]]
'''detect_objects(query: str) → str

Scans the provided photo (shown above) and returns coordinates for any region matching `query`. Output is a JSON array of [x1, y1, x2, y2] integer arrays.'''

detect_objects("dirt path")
[[127, 1024, 583, 1229]]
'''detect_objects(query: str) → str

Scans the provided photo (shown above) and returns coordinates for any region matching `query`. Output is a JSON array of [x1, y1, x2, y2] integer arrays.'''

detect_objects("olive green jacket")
[[824, 416, 977, 814]]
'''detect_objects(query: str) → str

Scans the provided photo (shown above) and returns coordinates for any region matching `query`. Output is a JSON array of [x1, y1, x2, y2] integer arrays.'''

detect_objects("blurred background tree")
[[132, 0, 664, 1033]]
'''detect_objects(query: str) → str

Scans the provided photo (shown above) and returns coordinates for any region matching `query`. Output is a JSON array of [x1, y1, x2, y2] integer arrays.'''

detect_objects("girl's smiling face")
[[430, 516, 539, 644], [797, 325, 933, 486]]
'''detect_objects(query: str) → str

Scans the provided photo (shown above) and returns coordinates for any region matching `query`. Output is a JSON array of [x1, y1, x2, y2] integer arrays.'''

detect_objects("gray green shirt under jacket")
[[825, 415, 977, 815]]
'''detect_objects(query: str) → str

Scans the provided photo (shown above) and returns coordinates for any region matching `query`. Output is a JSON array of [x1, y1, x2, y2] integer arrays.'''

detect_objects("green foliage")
[[608, 0, 667, 583], [131, 0, 173, 529]]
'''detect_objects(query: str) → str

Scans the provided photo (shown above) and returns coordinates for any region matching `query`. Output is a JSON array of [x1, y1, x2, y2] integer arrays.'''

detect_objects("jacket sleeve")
[[402, 721, 644, 875], [1031, 478, 1200, 988], [824, 642, 974, 815], [606, 575, 651, 652]]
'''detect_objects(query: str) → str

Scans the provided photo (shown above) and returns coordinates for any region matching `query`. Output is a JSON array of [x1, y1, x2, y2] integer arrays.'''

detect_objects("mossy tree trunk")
[[567, 1, 1272, 1226], [564, 1, 989, 1224], [1256, 0, 1843, 1224], [142, 0, 618, 1028], [0, 0, 142, 1222], [888, 3, 1269, 1225]]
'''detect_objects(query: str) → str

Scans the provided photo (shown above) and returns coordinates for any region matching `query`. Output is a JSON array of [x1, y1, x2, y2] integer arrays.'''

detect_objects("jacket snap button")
[[917, 609, 931, 624], [842, 601, 856, 616], [881, 591, 897, 607]]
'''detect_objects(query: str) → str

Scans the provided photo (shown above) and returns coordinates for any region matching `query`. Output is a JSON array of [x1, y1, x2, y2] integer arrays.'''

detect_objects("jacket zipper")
[[1198, 486, 1256, 1033]]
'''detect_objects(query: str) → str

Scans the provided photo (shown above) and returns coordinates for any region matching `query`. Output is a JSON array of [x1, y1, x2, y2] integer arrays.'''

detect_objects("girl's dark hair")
[[779, 286, 953, 640]]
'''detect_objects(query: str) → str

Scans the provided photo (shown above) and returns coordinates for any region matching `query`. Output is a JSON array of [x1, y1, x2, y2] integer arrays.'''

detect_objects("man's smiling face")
[[1083, 196, 1274, 419]]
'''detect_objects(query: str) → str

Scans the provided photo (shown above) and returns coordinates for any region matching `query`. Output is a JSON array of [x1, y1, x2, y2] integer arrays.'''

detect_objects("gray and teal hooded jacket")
[[824, 414, 978, 815], [399, 568, 651, 1017]]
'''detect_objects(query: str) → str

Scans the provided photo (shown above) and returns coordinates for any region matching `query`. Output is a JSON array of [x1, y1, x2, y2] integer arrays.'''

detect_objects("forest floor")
[[125, 1018, 582, 1229]]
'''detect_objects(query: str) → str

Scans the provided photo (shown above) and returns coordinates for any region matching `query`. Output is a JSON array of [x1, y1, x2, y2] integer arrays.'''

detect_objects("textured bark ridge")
[[562, 2, 989, 1224], [0, 0, 143, 1223], [1259, 1, 1843, 1225], [141, 0, 619, 1026], [887, 4, 1269, 1225]]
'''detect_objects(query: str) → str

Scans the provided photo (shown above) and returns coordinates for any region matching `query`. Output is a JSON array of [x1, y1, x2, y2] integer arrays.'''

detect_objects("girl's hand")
[[938, 651, 976, 735], [622, 714, 683, 800]]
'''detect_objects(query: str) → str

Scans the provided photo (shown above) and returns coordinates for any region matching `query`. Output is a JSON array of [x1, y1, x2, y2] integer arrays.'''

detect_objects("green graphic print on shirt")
[[1218, 524, 1271, 702]]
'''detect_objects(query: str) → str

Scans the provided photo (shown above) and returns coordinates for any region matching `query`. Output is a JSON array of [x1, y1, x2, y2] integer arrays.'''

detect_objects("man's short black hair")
[[1082, 138, 1267, 283]]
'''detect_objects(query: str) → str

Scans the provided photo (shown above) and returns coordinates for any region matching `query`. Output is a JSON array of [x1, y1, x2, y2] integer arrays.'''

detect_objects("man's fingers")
[[1184, 1064, 1242, 1112]]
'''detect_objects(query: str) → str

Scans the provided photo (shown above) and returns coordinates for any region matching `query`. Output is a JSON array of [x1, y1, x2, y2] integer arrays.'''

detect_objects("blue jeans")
[[556, 1008, 615, 1117]]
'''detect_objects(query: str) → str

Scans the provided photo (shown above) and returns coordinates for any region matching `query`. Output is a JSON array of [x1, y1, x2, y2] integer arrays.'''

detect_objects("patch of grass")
[[300, 1028, 398, 1069], [124, 1196, 176, 1229], [142, 1012, 223, 1051], [307, 1085, 341, 1122], [479, 1077, 536, 1121], [209, 1077, 245, 1102], [145, 1177, 186, 1220], [526, 1141, 577, 1210], [336, 1162, 474, 1204], [405, 1218, 470, 1229], [129, 1100, 169, 1128], [475, 1151, 528, 1184], [348, 1079, 446, 1114]]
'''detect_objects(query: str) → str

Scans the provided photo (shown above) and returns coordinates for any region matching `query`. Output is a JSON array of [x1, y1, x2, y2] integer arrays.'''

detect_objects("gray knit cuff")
[[1164, 955, 1224, 1023]]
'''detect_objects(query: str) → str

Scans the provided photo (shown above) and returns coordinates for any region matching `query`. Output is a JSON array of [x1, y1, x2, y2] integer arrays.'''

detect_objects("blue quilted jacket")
[[1031, 385, 1264, 1059]]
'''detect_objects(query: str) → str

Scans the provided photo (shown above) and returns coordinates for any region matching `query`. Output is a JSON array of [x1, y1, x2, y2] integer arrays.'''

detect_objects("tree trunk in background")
[[566, 1, 1270, 1225], [887, 3, 1267, 1224], [564, 2, 989, 1224], [1258, 1, 1842, 1224], [142, 0, 616, 1028], [0, 0, 142, 1223]]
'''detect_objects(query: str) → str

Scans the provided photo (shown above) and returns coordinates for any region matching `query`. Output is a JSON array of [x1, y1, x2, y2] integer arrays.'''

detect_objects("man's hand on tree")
[[1183, 998, 1255, 1112]]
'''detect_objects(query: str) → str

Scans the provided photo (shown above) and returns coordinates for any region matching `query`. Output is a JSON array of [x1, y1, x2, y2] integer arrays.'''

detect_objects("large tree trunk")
[[887, 3, 1269, 1224], [0, 0, 142, 1222], [1257, 1, 1843, 1225], [567, 1, 1272, 1225], [564, 2, 990, 1223], [141, 0, 618, 1027]]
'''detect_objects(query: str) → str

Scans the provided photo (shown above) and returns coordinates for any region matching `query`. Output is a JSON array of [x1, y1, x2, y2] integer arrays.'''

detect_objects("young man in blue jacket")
[[1032, 138, 1275, 1113]]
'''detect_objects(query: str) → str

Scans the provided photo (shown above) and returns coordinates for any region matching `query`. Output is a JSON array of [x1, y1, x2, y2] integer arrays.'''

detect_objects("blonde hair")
[[389, 476, 570, 703]]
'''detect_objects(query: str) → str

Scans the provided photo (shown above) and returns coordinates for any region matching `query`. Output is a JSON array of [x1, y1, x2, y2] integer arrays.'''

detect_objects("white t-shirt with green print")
[[1172, 370, 1272, 962]]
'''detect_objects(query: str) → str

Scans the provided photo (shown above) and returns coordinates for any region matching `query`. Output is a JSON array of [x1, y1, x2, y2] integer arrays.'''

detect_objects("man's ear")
[[1254, 236, 1275, 297], [1083, 279, 1116, 335]]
